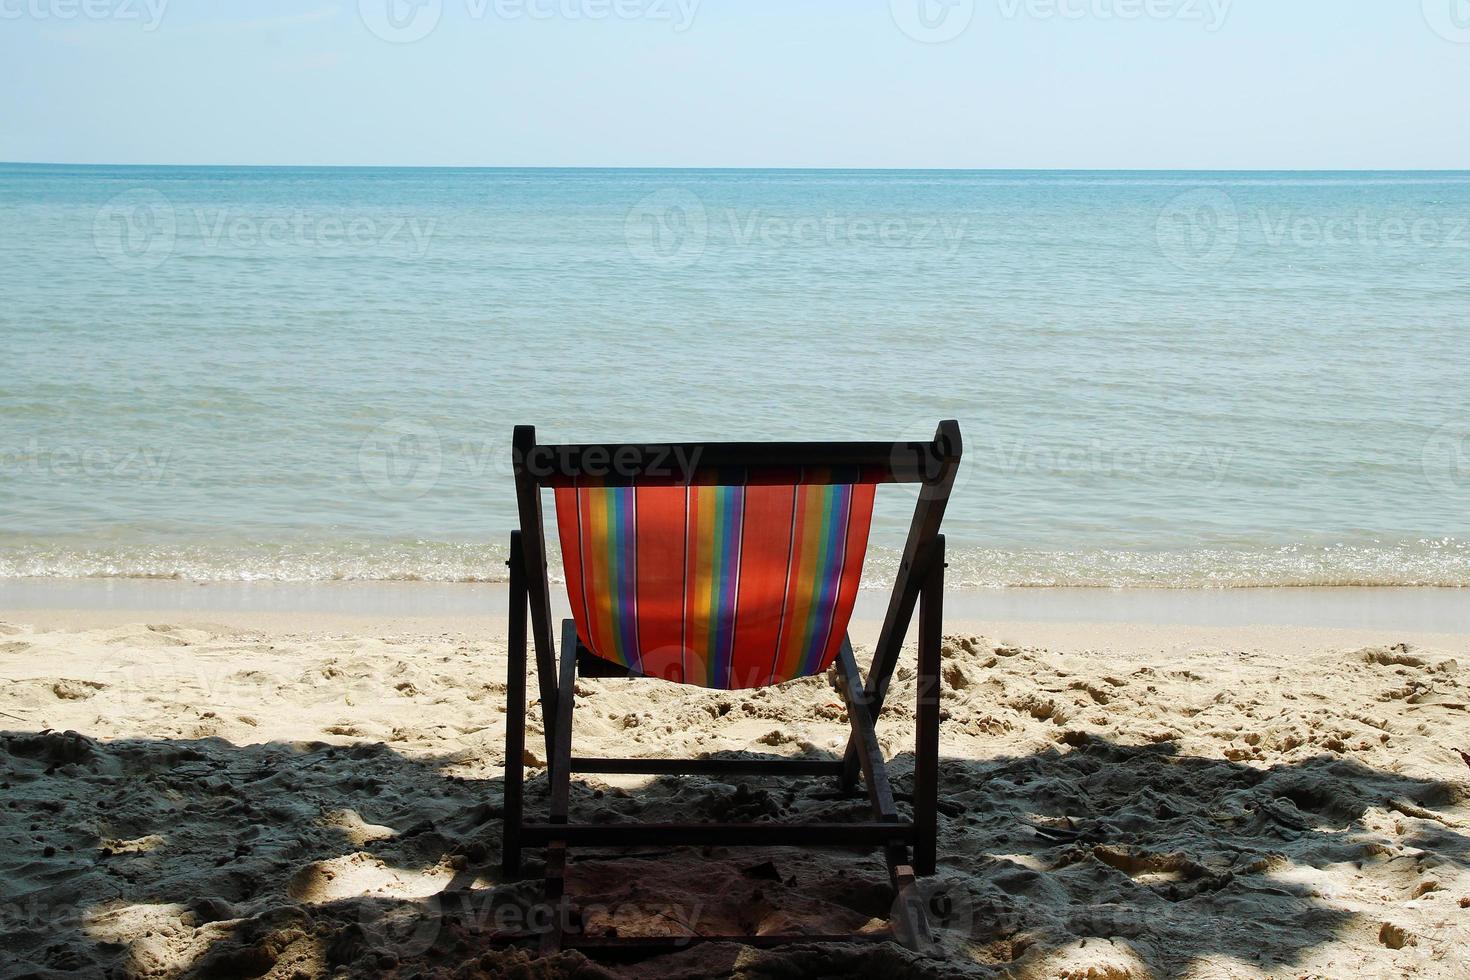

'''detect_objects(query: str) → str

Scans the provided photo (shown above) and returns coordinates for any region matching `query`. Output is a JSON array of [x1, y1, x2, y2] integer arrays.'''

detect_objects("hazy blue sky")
[[2, 0, 1468, 168]]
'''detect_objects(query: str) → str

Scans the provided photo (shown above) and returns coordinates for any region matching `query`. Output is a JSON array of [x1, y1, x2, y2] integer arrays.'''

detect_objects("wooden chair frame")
[[501, 421, 961, 953]]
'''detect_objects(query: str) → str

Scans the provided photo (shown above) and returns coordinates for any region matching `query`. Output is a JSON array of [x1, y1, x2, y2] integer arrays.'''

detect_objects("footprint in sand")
[[1089, 845, 1233, 902], [51, 679, 108, 701], [1360, 644, 1427, 669], [1007, 695, 1068, 724], [104, 626, 190, 648], [1068, 681, 1113, 705]]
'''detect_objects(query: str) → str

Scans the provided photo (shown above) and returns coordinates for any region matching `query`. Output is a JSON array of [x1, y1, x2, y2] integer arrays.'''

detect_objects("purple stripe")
[[618, 487, 641, 673]]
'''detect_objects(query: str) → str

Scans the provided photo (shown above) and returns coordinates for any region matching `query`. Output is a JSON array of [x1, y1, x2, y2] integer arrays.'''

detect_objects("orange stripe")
[[682, 486, 705, 684], [582, 490, 619, 664], [634, 486, 686, 681], [773, 484, 820, 682], [553, 488, 588, 648], [727, 484, 796, 689]]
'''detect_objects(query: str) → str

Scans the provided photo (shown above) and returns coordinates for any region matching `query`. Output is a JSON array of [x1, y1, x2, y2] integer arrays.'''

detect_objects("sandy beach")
[[3, 590, 1468, 978]]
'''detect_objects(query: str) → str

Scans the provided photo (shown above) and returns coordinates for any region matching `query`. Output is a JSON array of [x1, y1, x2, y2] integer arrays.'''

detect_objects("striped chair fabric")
[[553, 474, 876, 689]]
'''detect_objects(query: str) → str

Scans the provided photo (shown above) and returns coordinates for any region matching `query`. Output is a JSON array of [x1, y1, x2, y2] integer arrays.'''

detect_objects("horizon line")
[[4, 161, 1470, 174]]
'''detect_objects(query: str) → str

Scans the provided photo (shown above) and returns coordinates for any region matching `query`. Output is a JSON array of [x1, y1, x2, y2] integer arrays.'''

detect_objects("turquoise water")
[[2, 164, 1468, 587]]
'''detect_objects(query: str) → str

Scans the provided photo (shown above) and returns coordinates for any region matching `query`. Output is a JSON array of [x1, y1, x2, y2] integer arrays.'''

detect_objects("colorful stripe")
[[567, 486, 641, 673], [555, 479, 874, 690]]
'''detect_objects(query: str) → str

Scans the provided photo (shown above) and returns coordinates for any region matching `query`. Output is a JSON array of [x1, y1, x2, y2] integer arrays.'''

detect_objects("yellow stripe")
[[587, 491, 620, 662], [690, 486, 716, 680]]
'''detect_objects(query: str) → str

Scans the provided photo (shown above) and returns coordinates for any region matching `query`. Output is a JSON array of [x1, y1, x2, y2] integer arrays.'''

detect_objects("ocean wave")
[[2, 538, 1467, 589], [919, 541, 1470, 589]]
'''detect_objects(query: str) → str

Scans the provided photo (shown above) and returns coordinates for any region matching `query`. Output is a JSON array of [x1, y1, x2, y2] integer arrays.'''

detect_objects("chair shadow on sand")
[[2, 728, 1467, 979]]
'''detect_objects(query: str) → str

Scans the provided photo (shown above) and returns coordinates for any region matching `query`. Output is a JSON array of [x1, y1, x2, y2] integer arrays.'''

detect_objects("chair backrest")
[[555, 476, 874, 688], [513, 424, 961, 691]]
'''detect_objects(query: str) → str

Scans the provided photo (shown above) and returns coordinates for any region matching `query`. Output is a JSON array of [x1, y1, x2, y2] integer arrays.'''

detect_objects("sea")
[[2, 164, 1468, 589]]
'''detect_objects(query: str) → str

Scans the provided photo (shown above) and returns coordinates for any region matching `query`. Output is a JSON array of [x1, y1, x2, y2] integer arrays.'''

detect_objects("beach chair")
[[501, 422, 961, 953]]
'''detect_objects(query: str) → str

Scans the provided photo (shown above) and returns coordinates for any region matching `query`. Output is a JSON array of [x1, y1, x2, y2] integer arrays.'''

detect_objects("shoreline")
[[3, 576, 1470, 637]]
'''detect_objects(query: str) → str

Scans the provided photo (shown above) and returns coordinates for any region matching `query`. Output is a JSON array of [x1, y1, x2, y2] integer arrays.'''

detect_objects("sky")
[[2, 0, 1468, 168]]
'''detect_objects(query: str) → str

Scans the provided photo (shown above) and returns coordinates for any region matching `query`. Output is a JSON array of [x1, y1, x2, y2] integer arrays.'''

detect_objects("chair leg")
[[541, 619, 580, 954], [838, 746, 861, 794], [835, 641, 902, 845], [539, 843, 568, 955], [837, 665, 861, 795], [837, 638, 933, 950], [502, 534, 528, 876], [914, 535, 944, 877]]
